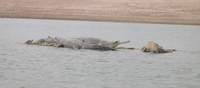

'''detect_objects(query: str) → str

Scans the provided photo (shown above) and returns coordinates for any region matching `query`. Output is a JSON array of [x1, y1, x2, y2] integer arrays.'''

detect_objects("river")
[[0, 18, 200, 88]]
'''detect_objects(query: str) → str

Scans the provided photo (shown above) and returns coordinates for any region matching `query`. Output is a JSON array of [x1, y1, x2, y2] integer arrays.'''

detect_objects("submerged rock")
[[141, 41, 175, 53], [25, 36, 130, 51]]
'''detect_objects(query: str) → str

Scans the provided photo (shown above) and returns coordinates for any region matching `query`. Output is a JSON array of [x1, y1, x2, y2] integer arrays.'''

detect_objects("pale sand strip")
[[0, 0, 200, 25]]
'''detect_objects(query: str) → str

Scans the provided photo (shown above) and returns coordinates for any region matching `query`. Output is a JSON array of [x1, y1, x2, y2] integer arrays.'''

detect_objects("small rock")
[[142, 41, 175, 53]]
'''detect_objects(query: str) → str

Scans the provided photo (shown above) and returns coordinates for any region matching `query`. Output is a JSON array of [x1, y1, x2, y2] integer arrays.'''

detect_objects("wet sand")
[[0, 18, 200, 88]]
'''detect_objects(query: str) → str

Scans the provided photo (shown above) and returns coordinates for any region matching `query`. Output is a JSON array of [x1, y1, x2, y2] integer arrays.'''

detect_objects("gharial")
[[25, 36, 176, 53], [25, 36, 132, 51]]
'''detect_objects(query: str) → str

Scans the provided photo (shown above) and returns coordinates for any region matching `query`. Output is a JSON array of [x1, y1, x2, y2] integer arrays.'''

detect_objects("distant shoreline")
[[1, 17, 200, 26], [0, 0, 200, 25]]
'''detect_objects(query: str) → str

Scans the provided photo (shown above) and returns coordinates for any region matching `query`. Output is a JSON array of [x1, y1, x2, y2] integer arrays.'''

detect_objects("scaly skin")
[[25, 36, 130, 51]]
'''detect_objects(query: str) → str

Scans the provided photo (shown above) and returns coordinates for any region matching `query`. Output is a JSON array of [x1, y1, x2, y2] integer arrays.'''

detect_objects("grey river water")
[[0, 18, 200, 88]]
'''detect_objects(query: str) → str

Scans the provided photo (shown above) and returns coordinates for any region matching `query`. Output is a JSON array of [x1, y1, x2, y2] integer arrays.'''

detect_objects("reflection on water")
[[0, 18, 200, 88]]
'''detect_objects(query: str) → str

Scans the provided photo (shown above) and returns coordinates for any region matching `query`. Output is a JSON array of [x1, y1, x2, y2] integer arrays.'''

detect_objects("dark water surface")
[[0, 18, 200, 88]]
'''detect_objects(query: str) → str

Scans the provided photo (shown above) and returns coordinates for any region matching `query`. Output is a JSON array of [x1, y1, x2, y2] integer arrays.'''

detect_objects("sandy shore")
[[0, 0, 200, 25]]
